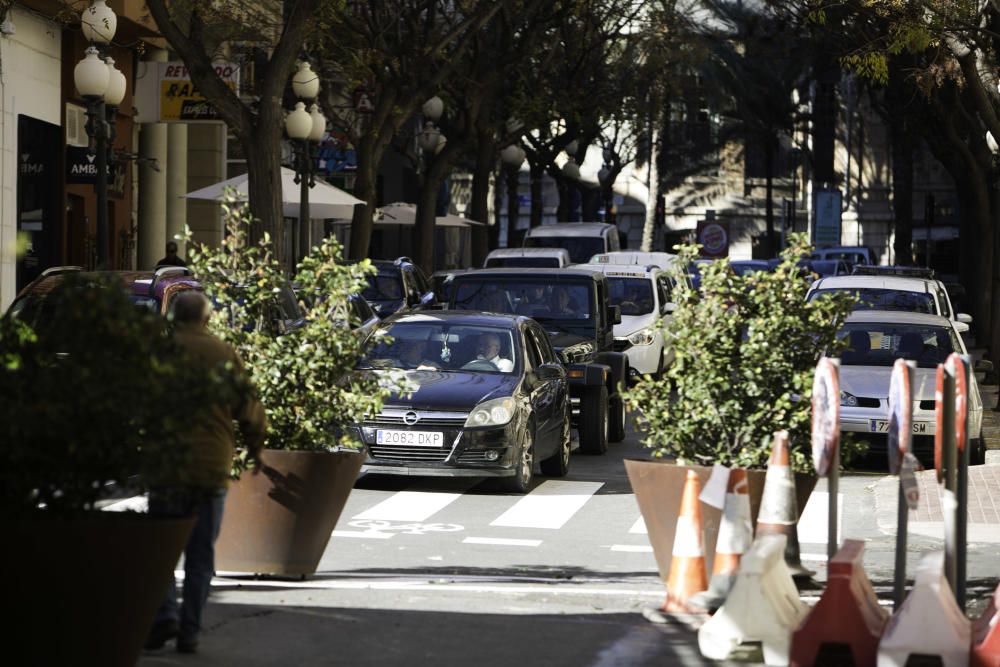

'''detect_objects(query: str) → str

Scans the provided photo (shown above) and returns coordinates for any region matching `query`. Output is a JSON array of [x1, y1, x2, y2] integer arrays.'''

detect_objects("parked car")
[[589, 251, 678, 271], [811, 245, 876, 271], [484, 247, 571, 268], [807, 272, 972, 332], [361, 257, 436, 317], [835, 310, 988, 465], [576, 262, 676, 379], [523, 222, 621, 264], [729, 260, 771, 276], [446, 268, 629, 455], [353, 311, 572, 492]]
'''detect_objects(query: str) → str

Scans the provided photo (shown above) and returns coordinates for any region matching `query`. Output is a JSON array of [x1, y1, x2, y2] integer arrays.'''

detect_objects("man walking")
[[156, 241, 188, 268], [145, 291, 266, 654]]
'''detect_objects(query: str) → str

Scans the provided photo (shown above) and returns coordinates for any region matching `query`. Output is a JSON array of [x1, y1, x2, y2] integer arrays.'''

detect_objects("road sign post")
[[935, 360, 959, 601], [888, 359, 915, 610], [811, 357, 841, 561], [947, 354, 970, 610]]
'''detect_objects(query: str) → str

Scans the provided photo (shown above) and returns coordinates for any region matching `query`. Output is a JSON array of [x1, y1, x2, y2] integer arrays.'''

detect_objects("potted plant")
[[623, 234, 857, 581], [0, 274, 228, 667], [185, 199, 397, 576]]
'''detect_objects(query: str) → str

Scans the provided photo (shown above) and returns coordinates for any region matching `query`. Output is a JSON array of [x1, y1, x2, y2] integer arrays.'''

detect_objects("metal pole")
[[893, 480, 908, 610], [943, 365, 958, 595], [956, 355, 970, 610], [299, 139, 311, 261], [88, 96, 110, 268], [827, 444, 840, 561]]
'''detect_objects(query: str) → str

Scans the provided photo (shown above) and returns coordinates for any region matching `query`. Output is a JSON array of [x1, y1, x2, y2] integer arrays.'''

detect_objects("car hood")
[[840, 365, 939, 401], [380, 369, 520, 412], [615, 313, 657, 337]]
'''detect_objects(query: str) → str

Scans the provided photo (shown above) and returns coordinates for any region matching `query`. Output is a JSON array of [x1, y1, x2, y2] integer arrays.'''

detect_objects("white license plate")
[[376, 429, 444, 447], [869, 420, 928, 434]]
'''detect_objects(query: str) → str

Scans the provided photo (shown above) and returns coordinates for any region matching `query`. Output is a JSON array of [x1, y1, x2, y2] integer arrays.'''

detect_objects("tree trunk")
[[529, 161, 544, 230], [506, 168, 520, 248], [243, 135, 284, 259], [555, 176, 570, 222], [470, 130, 494, 265], [641, 125, 661, 252], [764, 134, 775, 258], [414, 152, 456, 272], [889, 114, 914, 265], [348, 142, 378, 261]]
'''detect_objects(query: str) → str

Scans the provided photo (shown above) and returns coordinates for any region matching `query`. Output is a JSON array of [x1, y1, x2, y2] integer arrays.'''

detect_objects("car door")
[[527, 324, 567, 451], [521, 325, 556, 454]]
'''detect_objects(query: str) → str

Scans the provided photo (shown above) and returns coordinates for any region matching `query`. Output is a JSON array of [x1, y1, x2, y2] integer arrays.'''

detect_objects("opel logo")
[[403, 411, 420, 426]]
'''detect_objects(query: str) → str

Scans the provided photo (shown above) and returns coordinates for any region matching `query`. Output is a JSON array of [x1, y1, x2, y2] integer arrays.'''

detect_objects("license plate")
[[869, 420, 928, 434], [376, 429, 444, 447]]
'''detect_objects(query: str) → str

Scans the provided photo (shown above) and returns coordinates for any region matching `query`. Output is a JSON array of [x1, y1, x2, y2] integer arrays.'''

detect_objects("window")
[[809, 288, 937, 315], [837, 323, 958, 368], [523, 329, 543, 369], [530, 327, 558, 364], [607, 277, 654, 315], [524, 236, 606, 264], [656, 276, 673, 311]]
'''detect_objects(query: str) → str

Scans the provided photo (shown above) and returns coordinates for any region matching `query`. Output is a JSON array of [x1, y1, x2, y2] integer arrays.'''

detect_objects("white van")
[[589, 251, 679, 271], [523, 222, 620, 264], [578, 263, 676, 378], [484, 247, 571, 268]]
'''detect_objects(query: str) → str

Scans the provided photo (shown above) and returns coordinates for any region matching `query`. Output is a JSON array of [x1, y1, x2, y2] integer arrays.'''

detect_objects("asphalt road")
[[138, 422, 1000, 666]]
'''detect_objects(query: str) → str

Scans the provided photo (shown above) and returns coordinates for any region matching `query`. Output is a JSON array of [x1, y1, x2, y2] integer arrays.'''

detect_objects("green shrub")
[[185, 198, 395, 459], [625, 234, 858, 472]]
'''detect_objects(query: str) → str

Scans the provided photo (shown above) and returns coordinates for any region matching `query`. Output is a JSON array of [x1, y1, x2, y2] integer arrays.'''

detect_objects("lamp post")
[[285, 61, 325, 261], [500, 143, 525, 246], [75, 0, 118, 267]]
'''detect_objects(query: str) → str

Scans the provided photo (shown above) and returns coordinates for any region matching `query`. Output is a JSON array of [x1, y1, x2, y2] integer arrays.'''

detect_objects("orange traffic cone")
[[663, 469, 709, 613], [689, 468, 753, 612], [756, 431, 813, 579]]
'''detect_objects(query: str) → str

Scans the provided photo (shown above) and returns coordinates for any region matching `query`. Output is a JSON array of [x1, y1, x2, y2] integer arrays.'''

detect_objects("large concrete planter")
[[625, 458, 816, 582], [215, 448, 363, 576], [3, 512, 195, 667]]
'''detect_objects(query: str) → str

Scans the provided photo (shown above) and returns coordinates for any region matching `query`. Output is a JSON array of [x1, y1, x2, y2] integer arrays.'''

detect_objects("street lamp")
[[285, 61, 326, 261], [74, 0, 119, 267]]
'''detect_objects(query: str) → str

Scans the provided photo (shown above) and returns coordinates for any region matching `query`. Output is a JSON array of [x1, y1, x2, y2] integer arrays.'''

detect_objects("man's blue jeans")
[[149, 487, 227, 641]]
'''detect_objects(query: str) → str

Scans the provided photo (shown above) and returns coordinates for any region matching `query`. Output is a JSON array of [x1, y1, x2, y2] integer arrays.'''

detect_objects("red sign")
[[948, 354, 968, 455], [934, 364, 946, 483], [696, 220, 730, 258], [811, 357, 840, 476], [887, 359, 913, 475]]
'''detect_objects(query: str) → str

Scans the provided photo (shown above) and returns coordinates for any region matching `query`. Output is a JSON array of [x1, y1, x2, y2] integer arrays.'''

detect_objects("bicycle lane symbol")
[[333, 519, 466, 539]]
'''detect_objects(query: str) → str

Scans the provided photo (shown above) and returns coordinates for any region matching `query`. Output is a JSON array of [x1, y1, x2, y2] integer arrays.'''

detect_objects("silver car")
[[837, 311, 988, 465]]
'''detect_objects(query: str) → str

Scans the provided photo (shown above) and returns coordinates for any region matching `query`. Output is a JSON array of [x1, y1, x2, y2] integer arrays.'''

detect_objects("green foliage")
[[625, 234, 859, 472], [0, 274, 228, 515], [185, 198, 395, 456]]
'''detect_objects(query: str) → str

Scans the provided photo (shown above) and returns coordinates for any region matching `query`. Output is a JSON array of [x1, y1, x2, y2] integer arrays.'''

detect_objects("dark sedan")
[[354, 311, 572, 493]]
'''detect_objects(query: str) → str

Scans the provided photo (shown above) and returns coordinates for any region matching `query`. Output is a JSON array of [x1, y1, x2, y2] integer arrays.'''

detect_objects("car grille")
[[368, 445, 451, 462], [364, 410, 468, 429], [854, 396, 880, 408], [456, 450, 496, 463], [919, 399, 936, 411]]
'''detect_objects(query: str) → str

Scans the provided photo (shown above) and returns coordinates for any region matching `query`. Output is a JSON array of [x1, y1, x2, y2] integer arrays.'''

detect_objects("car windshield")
[[363, 322, 518, 374], [809, 287, 936, 314], [363, 273, 403, 302], [730, 262, 768, 277], [451, 280, 594, 324], [524, 236, 605, 264], [607, 278, 654, 315], [837, 323, 959, 368], [485, 257, 561, 268]]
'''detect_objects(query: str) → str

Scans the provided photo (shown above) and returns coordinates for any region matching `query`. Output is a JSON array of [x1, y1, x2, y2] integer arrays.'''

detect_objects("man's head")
[[527, 285, 546, 302], [477, 332, 501, 358], [170, 290, 212, 328], [165, 241, 179, 257]]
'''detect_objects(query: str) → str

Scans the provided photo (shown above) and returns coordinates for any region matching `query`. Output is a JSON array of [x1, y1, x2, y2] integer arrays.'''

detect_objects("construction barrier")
[[789, 539, 889, 667], [662, 469, 709, 613], [698, 533, 809, 666], [689, 468, 753, 613], [972, 583, 1000, 667], [756, 430, 813, 579], [877, 551, 971, 667]]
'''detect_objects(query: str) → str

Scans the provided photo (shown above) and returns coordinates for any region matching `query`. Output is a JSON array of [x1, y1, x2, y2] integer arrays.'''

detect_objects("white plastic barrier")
[[698, 533, 809, 666], [877, 551, 971, 667]]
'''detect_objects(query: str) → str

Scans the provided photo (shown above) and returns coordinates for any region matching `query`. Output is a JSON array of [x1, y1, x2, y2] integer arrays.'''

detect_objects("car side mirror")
[[663, 302, 677, 314], [975, 359, 994, 373], [608, 305, 622, 325], [420, 291, 436, 306], [955, 321, 970, 334], [957, 313, 973, 324], [535, 363, 564, 381]]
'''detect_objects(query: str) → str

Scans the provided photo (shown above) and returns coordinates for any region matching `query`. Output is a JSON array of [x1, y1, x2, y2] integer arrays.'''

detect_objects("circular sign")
[[934, 364, 946, 484], [811, 357, 840, 476], [698, 223, 728, 256], [949, 353, 968, 455], [887, 359, 913, 475]]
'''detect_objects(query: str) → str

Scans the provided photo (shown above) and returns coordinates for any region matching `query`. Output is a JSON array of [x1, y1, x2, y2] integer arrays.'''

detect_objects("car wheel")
[[540, 413, 571, 477], [501, 430, 534, 493], [579, 385, 609, 455], [971, 437, 986, 465], [609, 395, 627, 443]]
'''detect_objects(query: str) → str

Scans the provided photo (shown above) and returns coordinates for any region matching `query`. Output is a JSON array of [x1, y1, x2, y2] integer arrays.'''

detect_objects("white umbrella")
[[374, 202, 476, 227], [437, 213, 487, 227], [183, 167, 365, 220]]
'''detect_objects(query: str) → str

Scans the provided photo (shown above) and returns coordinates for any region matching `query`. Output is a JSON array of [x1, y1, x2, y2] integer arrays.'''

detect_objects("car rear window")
[[485, 257, 561, 268], [451, 279, 593, 322], [607, 278, 654, 315], [837, 323, 958, 368], [363, 274, 403, 302], [524, 236, 605, 264], [809, 287, 936, 314]]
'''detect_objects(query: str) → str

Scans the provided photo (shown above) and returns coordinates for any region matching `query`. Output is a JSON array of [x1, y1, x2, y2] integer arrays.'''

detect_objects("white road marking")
[[800, 553, 830, 562], [610, 545, 653, 553], [797, 491, 842, 544], [628, 516, 647, 534], [490, 480, 604, 530], [101, 495, 148, 512], [352, 487, 471, 523], [463, 537, 542, 547], [331, 530, 393, 539]]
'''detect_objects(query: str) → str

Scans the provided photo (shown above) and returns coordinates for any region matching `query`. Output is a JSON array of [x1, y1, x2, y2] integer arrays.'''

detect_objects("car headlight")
[[627, 328, 656, 346], [465, 397, 516, 428], [840, 390, 858, 407]]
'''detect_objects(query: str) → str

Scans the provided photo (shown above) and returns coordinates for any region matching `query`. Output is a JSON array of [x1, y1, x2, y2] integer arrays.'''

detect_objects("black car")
[[361, 257, 436, 317], [354, 311, 571, 493]]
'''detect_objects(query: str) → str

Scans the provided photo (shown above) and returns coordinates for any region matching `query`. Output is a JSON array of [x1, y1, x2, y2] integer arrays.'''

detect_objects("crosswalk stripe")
[[797, 491, 842, 544], [628, 516, 647, 534], [463, 537, 542, 547], [490, 480, 604, 530], [610, 545, 653, 553], [352, 487, 470, 522], [331, 530, 393, 540]]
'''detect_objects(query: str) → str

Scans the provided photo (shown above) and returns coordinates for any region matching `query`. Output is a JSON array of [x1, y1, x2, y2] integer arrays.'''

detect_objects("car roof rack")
[[852, 265, 935, 279], [150, 265, 193, 295], [39, 266, 84, 278]]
